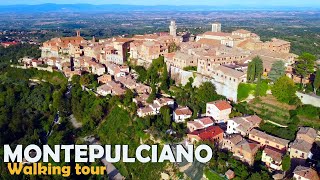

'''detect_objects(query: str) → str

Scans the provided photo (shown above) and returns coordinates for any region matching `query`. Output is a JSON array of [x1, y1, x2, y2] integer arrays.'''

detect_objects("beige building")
[[261, 146, 284, 171], [249, 129, 290, 151], [293, 166, 320, 180]]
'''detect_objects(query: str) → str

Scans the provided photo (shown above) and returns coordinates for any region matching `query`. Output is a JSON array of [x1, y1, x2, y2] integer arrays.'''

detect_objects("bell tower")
[[169, 20, 177, 37], [76, 30, 81, 37]]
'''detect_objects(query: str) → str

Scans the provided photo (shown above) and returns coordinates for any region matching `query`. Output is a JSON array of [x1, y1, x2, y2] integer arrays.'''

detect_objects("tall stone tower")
[[76, 30, 81, 37], [169, 20, 177, 37], [212, 22, 221, 32]]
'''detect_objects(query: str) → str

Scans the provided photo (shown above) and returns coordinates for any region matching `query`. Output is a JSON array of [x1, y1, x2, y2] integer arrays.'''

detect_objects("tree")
[[272, 76, 297, 104], [269, 60, 286, 82], [160, 106, 171, 127], [168, 42, 179, 53], [253, 56, 263, 80], [282, 154, 291, 172], [247, 61, 256, 82], [294, 53, 316, 85], [160, 63, 169, 92], [147, 85, 157, 103], [313, 69, 320, 94], [135, 66, 147, 83], [123, 89, 134, 106]]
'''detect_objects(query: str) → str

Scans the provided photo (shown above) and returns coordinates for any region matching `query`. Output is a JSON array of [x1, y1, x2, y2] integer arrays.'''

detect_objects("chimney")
[[76, 30, 80, 37]]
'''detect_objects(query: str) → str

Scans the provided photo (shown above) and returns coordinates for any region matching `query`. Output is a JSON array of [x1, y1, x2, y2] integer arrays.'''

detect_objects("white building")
[[206, 100, 232, 123], [226, 115, 262, 136], [173, 106, 192, 123]]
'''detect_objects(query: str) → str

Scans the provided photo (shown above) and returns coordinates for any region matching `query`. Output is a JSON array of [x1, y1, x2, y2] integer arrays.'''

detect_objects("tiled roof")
[[294, 166, 320, 180], [208, 100, 232, 111], [189, 126, 224, 141], [297, 127, 317, 140], [290, 139, 313, 153], [174, 106, 193, 116], [250, 129, 290, 146], [263, 146, 284, 162]]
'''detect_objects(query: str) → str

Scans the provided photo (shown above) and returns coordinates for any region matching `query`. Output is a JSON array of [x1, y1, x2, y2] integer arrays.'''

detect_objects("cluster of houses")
[[31, 21, 306, 102], [176, 100, 319, 179], [18, 20, 319, 179]]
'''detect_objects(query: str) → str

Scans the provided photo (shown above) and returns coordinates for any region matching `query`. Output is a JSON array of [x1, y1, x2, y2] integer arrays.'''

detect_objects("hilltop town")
[[3, 19, 320, 180]]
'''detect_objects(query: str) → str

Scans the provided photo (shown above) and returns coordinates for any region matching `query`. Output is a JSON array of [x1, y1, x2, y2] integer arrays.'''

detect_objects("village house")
[[187, 117, 214, 132], [261, 146, 285, 171], [105, 38, 132, 65], [135, 83, 152, 94], [293, 166, 320, 180], [116, 75, 137, 89], [154, 97, 175, 108], [98, 74, 112, 84], [249, 129, 290, 151], [233, 139, 260, 166], [222, 134, 259, 166], [187, 126, 224, 144], [106, 63, 126, 78], [97, 80, 125, 96], [289, 139, 313, 160], [173, 106, 193, 123], [137, 106, 157, 117], [133, 93, 149, 107], [222, 134, 243, 152], [226, 115, 262, 136], [289, 127, 317, 161], [206, 100, 232, 123], [295, 127, 317, 144]]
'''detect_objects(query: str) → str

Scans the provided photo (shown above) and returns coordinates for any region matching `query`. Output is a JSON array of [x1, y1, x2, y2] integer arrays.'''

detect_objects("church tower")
[[212, 22, 221, 32], [76, 30, 81, 37], [169, 20, 177, 37]]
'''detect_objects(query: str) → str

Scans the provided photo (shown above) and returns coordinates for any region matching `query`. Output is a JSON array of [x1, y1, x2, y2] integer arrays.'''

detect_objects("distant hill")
[[0, 3, 318, 13]]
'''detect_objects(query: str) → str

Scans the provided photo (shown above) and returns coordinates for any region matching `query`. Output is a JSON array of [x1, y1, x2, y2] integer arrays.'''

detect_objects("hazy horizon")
[[1, 0, 320, 7]]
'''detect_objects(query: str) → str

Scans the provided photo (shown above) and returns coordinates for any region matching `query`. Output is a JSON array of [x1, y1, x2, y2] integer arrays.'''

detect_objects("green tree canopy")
[[313, 69, 320, 93], [294, 53, 316, 84], [272, 76, 297, 104], [268, 60, 286, 82], [247, 56, 263, 82], [160, 106, 171, 127], [282, 154, 291, 171]]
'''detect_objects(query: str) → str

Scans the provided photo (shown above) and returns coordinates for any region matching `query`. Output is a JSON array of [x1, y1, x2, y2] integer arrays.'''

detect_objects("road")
[[83, 136, 125, 180]]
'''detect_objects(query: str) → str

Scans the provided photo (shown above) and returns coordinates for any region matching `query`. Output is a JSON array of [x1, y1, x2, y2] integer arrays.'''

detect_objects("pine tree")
[[294, 53, 316, 85], [268, 60, 286, 82], [253, 56, 263, 80]]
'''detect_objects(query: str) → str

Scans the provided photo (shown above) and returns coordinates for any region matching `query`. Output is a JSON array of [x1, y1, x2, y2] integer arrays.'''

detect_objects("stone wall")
[[170, 66, 239, 102], [296, 92, 320, 107]]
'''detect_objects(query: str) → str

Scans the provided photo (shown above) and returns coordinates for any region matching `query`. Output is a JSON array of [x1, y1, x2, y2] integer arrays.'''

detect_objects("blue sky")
[[1, 0, 320, 6]]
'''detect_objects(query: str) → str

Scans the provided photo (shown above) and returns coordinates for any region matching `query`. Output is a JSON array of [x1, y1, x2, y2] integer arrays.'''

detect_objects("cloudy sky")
[[1, 0, 319, 6]]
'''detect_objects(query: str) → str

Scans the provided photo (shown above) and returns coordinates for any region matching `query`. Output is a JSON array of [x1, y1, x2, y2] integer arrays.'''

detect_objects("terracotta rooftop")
[[195, 117, 214, 126], [189, 126, 224, 141], [208, 100, 232, 111], [250, 129, 290, 146], [232, 29, 251, 34], [293, 166, 320, 180], [263, 146, 284, 162], [187, 121, 205, 130], [174, 106, 193, 116], [224, 134, 243, 145], [290, 139, 313, 153], [297, 127, 317, 140], [203, 31, 231, 37], [216, 65, 246, 79]]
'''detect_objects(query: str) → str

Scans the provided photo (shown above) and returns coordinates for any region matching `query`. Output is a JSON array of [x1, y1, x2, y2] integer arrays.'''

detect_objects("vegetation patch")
[[237, 83, 256, 101]]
